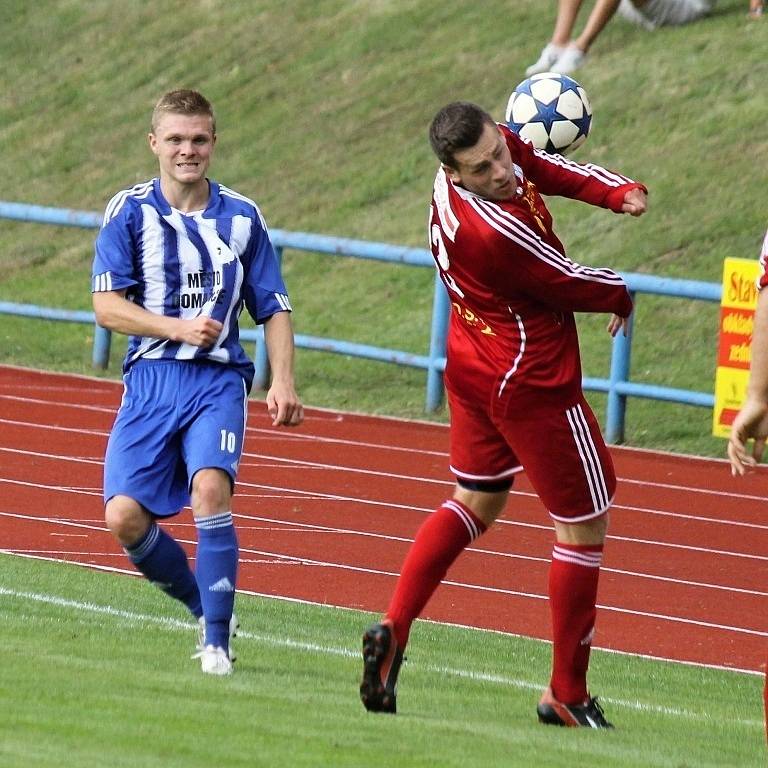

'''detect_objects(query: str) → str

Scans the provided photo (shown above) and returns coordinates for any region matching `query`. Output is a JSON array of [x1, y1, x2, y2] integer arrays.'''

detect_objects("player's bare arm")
[[727, 287, 768, 475], [263, 310, 303, 427], [93, 289, 223, 347]]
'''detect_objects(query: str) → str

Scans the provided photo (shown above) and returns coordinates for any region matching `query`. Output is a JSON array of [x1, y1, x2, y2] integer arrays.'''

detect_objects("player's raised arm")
[[504, 73, 647, 214]]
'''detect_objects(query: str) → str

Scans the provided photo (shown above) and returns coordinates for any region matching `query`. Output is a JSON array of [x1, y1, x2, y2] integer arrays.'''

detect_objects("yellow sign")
[[712, 258, 761, 437]]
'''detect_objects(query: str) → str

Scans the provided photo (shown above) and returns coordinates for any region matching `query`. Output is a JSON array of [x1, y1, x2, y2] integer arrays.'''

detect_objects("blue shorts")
[[103, 360, 248, 517]]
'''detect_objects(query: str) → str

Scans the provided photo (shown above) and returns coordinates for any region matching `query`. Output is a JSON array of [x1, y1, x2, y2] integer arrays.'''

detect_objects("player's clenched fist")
[[178, 316, 223, 347]]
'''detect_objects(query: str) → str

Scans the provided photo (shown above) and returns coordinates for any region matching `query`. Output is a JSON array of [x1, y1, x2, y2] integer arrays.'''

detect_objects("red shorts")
[[448, 389, 616, 523]]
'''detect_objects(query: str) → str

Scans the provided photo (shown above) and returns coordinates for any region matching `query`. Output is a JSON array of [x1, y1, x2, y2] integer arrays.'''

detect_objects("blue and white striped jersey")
[[92, 178, 291, 388]]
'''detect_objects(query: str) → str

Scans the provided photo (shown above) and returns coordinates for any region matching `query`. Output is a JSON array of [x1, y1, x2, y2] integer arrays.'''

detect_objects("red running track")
[[0, 364, 766, 674]]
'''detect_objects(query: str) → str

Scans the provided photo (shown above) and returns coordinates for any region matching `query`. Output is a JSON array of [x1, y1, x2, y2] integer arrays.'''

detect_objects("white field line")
[[1, 511, 766, 640], [0, 575, 762, 728], [1, 402, 767, 504]]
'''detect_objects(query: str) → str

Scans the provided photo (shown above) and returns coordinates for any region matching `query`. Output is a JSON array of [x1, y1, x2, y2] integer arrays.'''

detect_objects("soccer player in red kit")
[[359, 101, 647, 727]]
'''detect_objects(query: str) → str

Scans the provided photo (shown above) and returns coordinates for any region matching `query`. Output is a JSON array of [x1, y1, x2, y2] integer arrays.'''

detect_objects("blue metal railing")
[[0, 200, 450, 413], [0, 200, 722, 442]]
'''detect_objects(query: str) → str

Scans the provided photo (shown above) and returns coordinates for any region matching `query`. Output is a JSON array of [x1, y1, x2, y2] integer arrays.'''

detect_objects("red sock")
[[386, 500, 486, 648], [548, 541, 604, 704]]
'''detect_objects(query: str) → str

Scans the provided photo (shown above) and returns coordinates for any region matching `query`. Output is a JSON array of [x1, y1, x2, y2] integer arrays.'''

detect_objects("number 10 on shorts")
[[220, 430, 237, 453]]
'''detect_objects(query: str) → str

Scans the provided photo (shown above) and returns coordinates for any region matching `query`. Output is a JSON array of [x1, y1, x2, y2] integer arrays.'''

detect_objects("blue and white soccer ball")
[[505, 72, 592, 156]]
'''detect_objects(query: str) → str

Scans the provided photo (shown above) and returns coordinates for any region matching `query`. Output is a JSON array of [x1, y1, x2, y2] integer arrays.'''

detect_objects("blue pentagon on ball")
[[505, 72, 592, 155]]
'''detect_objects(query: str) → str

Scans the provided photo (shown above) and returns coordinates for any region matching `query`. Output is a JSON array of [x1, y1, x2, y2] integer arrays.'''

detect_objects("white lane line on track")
[[0, 572, 763, 701], [9, 549, 117, 556], [0, 479, 102, 496], [240, 453, 768, 531], [0, 383, 113, 394], [3, 441, 768, 534], [0, 446, 104, 465], [2, 407, 768, 504], [228, 513, 768, 599], [2, 512, 766, 638], [245, 426, 447, 455], [0, 394, 117, 413], [1, 477, 767, 564], [0, 417, 110, 436], [4, 505, 766, 597]]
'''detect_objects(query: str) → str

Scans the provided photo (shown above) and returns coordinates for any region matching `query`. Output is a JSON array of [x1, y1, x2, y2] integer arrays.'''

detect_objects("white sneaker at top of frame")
[[550, 45, 586, 75], [525, 43, 565, 76]]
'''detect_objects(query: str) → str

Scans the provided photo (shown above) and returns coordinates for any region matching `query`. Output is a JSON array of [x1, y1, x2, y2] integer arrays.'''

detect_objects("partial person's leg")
[[526, 0, 584, 75], [552, 0, 586, 44], [385, 486, 508, 649], [105, 494, 202, 618], [552, 0, 621, 73], [191, 468, 238, 657], [547, 514, 608, 706], [103, 363, 203, 620], [572, 0, 622, 52], [360, 486, 509, 713], [499, 395, 614, 727], [182, 366, 247, 671], [360, 390, 518, 713]]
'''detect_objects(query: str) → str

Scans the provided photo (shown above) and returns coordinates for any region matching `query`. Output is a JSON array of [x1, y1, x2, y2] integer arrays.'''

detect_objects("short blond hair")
[[151, 89, 216, 134]]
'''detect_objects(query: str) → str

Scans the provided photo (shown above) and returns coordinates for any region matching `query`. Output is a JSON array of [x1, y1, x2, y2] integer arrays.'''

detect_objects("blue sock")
[[195, 512, 238, 651], [125, 523, 203, 619]]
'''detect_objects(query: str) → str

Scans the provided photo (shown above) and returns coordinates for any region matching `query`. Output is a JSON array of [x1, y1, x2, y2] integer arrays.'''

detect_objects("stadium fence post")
[[92, 325, 111, 369], [425, 274, 449, 412], [605, 299, 635, 443]]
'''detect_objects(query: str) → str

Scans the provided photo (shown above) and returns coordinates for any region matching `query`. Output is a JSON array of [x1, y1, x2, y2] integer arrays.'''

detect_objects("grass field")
[[2, 0, 768, 456], [1, 3, 766, 765], [1, 553, 763, 768]]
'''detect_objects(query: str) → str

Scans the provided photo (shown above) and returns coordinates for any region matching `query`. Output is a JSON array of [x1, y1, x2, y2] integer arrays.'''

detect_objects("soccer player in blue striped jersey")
[[92, 89, 303, 675]]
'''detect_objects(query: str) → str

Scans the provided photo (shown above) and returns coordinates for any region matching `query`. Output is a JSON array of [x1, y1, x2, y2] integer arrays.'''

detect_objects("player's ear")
[[442, 163, 461, 184], [148, 132, 159, 155]]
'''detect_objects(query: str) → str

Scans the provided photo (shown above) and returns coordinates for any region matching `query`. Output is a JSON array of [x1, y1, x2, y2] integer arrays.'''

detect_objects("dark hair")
[[151, 89, 216, 134], [428, 101, 496, 167]]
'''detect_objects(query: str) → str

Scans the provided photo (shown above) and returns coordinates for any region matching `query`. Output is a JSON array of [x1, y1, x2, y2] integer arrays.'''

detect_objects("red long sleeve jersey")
[[429, 125, 640, 414]]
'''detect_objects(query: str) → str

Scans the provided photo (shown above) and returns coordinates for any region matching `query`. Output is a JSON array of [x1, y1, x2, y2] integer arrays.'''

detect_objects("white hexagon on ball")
[[556, 89, 586, 120], [528, 76, 563, 106], [549, 120, 580, 151], [507, 92, 538, 124], [517, 122, 551, 150]]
